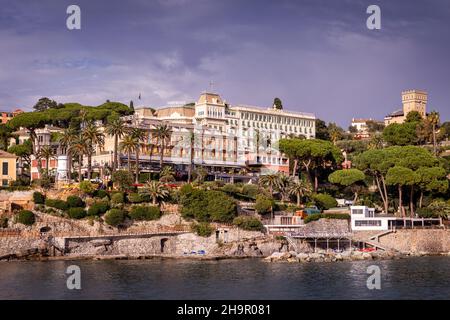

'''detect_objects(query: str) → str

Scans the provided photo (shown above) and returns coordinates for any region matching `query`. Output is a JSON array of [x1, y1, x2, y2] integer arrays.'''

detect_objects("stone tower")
[[402, 89, 427, 118]]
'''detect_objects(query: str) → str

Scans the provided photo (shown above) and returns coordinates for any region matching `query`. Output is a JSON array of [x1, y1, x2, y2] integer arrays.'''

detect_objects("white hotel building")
[[91, 92, 316, 177]]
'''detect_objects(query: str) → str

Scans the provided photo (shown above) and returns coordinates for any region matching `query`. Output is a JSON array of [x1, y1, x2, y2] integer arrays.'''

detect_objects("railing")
[[288, 231, 353, 238]]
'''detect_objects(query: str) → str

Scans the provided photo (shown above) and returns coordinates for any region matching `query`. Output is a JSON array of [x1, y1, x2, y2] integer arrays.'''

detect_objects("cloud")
[[0, 0, 449, 126]]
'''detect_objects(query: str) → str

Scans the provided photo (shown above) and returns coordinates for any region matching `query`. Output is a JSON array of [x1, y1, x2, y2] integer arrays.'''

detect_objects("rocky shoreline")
[[264, 249, 450, 263]]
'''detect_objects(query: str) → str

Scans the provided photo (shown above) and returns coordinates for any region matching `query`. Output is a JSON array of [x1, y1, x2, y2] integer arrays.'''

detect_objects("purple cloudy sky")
[[0, 0, 449, 127]]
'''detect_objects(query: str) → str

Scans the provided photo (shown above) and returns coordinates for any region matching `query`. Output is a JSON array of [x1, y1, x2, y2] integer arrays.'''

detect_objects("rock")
[[270, 252, 283, 260], [309, 253, 321, 259], [296, 253, 309, 259], [282, 252, 292, 259], [287, 258, 297, 263], [289, 251, 297, 256], [335, 253, 343, 261], [362, 252, 373, 260]]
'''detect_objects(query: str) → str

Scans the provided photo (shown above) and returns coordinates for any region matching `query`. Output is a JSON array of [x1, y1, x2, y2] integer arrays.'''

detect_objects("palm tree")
[[82, 122, 105, 179], [288, 179, 312, 207], [428, 111, 440, 155], [278, 175, 293, 203], [69, 135, 89, 182], [160, 165, 175, 182], [258, 173, 282, 197], [152, 124, 172, 170], [143, 180, 170, 205], [120, 135, 138, 173], [36, 145, 56, 174], [328, 123, 342, 145], [130, 128, 146, 183], [58, 128, 77, 181], [105, 118, 129, 172]]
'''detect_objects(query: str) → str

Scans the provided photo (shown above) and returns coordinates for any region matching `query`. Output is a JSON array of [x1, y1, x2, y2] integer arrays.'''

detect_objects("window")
[[2, 179, 8, 186], [355, 220, 381, 227], [2, 162, 8, 175], [352, 209, 364, 215]]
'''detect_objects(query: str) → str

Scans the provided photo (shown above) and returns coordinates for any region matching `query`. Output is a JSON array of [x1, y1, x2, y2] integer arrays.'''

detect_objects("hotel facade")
[[89, 92, 316, 178]]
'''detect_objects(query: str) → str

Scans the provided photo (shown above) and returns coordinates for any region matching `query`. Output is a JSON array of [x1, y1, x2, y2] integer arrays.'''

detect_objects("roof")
[[386, 109, 404, 117], [231, 104, 315, 119], [0, 150, 17, 159], [197, 92, 224, 105]]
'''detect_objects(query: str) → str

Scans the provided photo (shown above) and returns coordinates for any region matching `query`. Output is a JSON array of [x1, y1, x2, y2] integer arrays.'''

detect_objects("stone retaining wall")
[[379, 229, 450, 253]]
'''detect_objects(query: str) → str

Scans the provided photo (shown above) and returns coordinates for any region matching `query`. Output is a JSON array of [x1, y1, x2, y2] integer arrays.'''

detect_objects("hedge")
[[87, 201, 110, 216], [104, 209, 127, 226], [66, 196, 85, 208], [233, 216, 264, 231], [111, 192, 125, 205], [304, 213, 350, 224], [312, 194, 338, 210], [17, 210, 35, 226], [45, 199, 68, 211], [255, 195, 274, 215], [94, 189, 109, 199], [128, 193, 143, 204], [129, 206, 161, 221], [67, 207, 87, 219], [33, 191, 45, 204]]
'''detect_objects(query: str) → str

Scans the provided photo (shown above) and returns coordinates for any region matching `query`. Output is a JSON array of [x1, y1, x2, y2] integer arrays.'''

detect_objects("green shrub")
[[206, 191, 237, 223], [304, 213, 350, 224], [222, 183, 241, 194], [104, 209, 127, 227], [255, 195, 274, 214], [67, 207, 86, 219], [94, 189, 109, 199], [313, 194, 338, 210], [428, 200, 450, 218], [111, 192, 125, 205], [241, 184, 259, 199], [33, 191, 45, 204], [66, 196, 85, 208], [180, 188, 237, 222], [87, 201, 110, 216], [45, 199, 68, 211], [17, 210, 35, 226], [0, 217, 8, 228], [79, 180, 95, 195], [128, 193, 143, 204], [233, 216, 264, 231], [303, 214, 321, 224], [129, 206, 161, 221], [180, 188, 209, 221], [416, 207, 434, 218], [112, 170, 134, 191], [191, 222, 214, 237]]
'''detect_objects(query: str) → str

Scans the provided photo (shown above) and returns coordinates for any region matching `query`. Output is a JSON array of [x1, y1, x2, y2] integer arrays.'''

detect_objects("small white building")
[[350, 206, 394, 231]]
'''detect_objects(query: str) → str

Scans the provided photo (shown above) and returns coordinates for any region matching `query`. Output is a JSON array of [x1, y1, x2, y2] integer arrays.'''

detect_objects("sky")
[[0, 0, 449, 127]]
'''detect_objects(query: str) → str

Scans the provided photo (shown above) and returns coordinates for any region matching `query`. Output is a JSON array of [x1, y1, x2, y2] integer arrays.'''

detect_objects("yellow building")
[[384, 90, 427, 126], [0, 150, 17, 187]]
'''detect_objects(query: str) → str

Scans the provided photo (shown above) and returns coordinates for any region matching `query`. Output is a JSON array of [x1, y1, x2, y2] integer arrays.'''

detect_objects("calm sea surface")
[[1, 256, 449, 299]]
